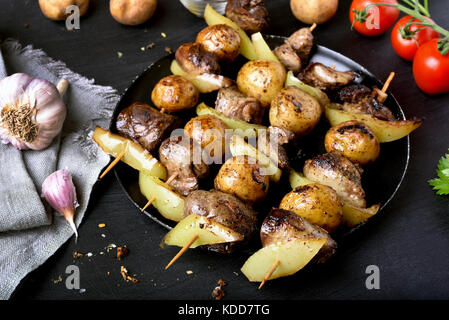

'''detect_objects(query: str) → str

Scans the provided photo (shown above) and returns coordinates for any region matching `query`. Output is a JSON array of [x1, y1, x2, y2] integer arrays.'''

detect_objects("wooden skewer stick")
[[309, 23, 317, 32], [141, 196, 156, 212], [330, 64, 336, 70], [165, 233, 199, 270], [99, 144, 127, 179], [258, 259, 280, 290], [381, 72, 395, 93], [140, 172, 178, 212]]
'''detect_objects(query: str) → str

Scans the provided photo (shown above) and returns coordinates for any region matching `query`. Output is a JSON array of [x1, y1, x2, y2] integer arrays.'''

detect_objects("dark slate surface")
[[1, 0, 448, 300]]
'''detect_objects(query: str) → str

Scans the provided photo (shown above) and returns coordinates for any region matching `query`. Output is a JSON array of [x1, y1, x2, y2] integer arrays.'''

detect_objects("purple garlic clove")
[[42, 169, 79, 239]]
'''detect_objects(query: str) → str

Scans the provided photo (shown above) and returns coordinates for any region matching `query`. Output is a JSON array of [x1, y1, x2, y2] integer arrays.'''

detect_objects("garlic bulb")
[[0, 73, 66, 150]]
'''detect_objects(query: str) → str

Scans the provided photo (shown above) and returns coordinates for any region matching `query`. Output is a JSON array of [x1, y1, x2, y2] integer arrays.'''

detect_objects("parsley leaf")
[[429, 150, 449, 195]]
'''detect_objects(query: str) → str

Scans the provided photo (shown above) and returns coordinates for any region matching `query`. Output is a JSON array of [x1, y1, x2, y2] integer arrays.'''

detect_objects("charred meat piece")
[[285, 27, 314, 61], [256, 126, 295, 169], [336, 84, 396, 121], [261, 208, 337, 264], [225, 0, 270, 34], [159, 136, 209, 196], [215, 86, 264, 124], [175, 42, 221, 75], [273, 43, 302, 74], [267, 126, 295, 146], [116, 102, 182, 153], [303, 151, 366, 208], [184, 189, 258, 253], [300, 63, 355, 91]]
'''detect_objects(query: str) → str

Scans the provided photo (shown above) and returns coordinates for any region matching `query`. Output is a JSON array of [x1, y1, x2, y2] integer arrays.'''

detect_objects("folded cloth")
[[0, 39, 120, 299]]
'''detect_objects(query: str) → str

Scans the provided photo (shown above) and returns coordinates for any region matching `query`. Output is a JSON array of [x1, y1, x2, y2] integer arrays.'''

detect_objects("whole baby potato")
[[110, 0, 157, 26], [290, 0, 338, 24], [280, 183, 342, 233], [237, 60, 286, 107], [269, 86, 322, 136], [184, 115, 227, 159], [196, 24, 241, 63], [215, 155, 269, 204], [39, 0, 90, 21], [324, 120, 380, 165], [151, 75, 199, 112]]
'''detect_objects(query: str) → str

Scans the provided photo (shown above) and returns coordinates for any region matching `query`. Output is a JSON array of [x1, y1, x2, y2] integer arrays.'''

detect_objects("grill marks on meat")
[[261, 208, 337, 264], [215, 86, 264, 124], [336, 84, 396, 121], [225, 0, 270, 34], [159, 136, 209, 196], [184, 189, 258, 253], [116, 102, 182, 153], [303, 151, 366, 208], [175, 42, 221, 75], [273, 27, 314, 73], [300, 63, 355, 91]]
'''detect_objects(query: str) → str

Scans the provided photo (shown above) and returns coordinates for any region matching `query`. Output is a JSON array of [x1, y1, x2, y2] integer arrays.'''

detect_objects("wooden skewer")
[[309, 23, 317, 32], [99, 144, 127, 179], [258, 259, 280, 290], [330, 64, 336, 70], [140, 172, 178, 212], [165, 233, 199, 270], [381, 72, 395, 93]]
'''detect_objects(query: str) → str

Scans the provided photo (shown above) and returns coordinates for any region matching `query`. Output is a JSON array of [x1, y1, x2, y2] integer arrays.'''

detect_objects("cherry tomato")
[[350, 0, 400, 36], [413, 39, 449, 94], [391, 16, 440, 61]]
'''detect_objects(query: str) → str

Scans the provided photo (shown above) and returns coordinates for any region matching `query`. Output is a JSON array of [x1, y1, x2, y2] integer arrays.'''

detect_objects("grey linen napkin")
[[0, 39, 120, 299]]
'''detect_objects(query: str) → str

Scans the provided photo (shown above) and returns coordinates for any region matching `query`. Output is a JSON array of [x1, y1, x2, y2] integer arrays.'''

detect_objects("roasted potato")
[[215, 155, 269, 203], [184, 115, 227, 159], [39, 0, 89, 21], [237, 60, 286, 107], [110, 0, 157, 26], [196, 103, 266, 138], [269, 86, 322, 136], [151, 75, 199, 112], [170, 60, 233, 94], [138, 172, 184, 222], [325, 120, 380, 165], [204, 4, 257, 60], [285, 71, 330, 108], [92, 126, 167, 180], [290, 0, 338, 24], [324, 106, 423, 143], [196, 24, 241, 63], [280, 183, 342, 233], [175, 42, 220, 76]]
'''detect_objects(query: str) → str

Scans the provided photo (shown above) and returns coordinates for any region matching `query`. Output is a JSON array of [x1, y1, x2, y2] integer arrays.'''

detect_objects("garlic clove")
[[42, 169, 79, 239]]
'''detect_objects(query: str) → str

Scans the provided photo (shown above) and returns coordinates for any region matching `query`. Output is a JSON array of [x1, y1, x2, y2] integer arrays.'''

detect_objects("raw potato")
[[196, 103, 266, 138], [289, 170, 314, 189], [325, 120, 380, 165], [324, 106, 423, 143], [215, 155, 269, 204], [285, 71, 330, 108], [269, 86, 322, 136], [237, 60, 286, 107], [92, 127, 167, 180], [110, 0, 157, 26], [251, 32, 281, 63], [229, 135, 282, 182], [241, 238, 327, 282], [139, 172, 184, 222], [342, 204, 380, 228], [39, 0, 90, 21], [204, 4, 257, 60], [170, 60, 233, 93], [161, 213, 244, 248], [280, 183, 342, 233], [151, 75, 199, 112], [290, 0, 338, 24], [184, 115, 227, 158]]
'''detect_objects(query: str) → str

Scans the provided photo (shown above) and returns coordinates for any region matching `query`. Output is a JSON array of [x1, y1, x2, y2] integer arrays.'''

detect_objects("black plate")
[[111, 35, 410, 237]]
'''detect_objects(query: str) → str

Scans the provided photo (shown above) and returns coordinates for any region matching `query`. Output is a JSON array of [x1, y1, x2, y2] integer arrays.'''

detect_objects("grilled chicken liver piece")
[[285, 27, 314, 61], [116, 102, 182, 153], [225, 0, 270, 34], [261, 208, 337, 264], [159, 136, 209, 196], [303, 151, 366, 208], [300, 63, 355, 91], [273, 43, 302, 74]]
